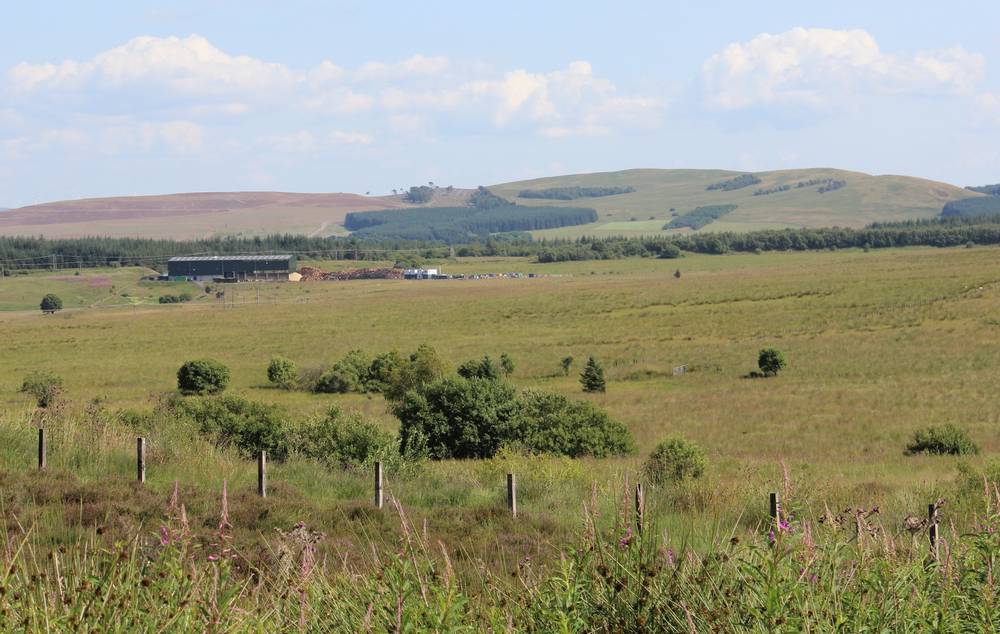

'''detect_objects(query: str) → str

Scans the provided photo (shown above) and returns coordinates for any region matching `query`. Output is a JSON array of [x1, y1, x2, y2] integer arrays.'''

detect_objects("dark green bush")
[[20, 371, 64, 408], [178, 395, 291, 460], [644, 438, 706, 484], [457, 356, 501, 381], [314, 350, 372, 393], [177, 359, 230, 395], [40, 294, 63, 313], [906, 424, 979, 456], [757, 348, 786, 377], [518, 390, 633, 457]]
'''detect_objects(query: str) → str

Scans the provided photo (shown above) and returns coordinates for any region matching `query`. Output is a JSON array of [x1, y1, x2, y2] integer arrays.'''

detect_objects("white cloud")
[[702, 27, 985, 110], [977, 93, 1000, 123], [9, 35, 296, 96], [329, 130, 372, 145], [355, 54, 450, 81]]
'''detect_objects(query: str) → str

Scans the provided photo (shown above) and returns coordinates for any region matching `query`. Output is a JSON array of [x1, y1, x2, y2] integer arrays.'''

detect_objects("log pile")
[[298, 266, 403, 281]]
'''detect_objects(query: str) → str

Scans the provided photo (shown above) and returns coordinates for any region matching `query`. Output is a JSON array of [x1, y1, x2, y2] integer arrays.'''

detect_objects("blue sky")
[[1, 0, 998, 207]]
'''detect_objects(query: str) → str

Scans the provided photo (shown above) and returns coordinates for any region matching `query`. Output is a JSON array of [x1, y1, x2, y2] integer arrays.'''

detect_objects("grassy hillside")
[[489, 168, 978, 239]]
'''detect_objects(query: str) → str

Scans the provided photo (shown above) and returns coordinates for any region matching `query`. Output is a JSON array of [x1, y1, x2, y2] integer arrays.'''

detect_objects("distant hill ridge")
[[0, 168, 978, 239]]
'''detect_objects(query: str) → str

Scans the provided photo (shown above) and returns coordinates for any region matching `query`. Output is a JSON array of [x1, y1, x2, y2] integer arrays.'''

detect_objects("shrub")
[[906, 424, 979, 456], [395, 376, 523, 460], [457, 356, 501, 381], [40, 294, 63, 313], [367, 351, 403, 393], [560, 356, 574, 376], [177, 359, 230, 395], [518, 391, 633, 457], [500, 353, 515, 376], [178, 395, 291, 460], [20, 371, 64, 408], [314, 350, 372, 393], [644, 438, 706, 484], [580, 356, 606, 393], [297, 406, 418, 473], [267, 357, 297, 390], [758, 348, 786, 377], [383, 344, 447, 401]]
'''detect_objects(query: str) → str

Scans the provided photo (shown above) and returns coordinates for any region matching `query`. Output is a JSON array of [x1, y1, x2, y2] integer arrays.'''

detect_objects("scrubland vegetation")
[[3, 246, 1000, 627]]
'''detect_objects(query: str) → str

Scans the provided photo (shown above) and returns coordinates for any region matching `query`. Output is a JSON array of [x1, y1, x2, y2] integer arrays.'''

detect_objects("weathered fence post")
[[507, 473, 517, 518], [37, 428, 45, 470], [635, 482, 644, 534], [257, 450, 267, 498], [769, 492, 780, 527], [928, 503, 938, 556], [374, 461, 384, 509], [136, 437, 146, 484]]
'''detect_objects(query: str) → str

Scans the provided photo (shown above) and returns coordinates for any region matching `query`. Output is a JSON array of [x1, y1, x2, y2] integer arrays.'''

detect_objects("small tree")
[[644, 438, 706, 484], [500, 353, 515, 377], [40, 294, 63, 314], [457, 356, 501, 381], [560, 356, 574, 376], [177, 359, 230, 395], [758, 348, 786, 377], [20, 371, 64, 408], [673, 269, 682, 279], [580, 357, 606, 393], [267, 357, 297, 390]]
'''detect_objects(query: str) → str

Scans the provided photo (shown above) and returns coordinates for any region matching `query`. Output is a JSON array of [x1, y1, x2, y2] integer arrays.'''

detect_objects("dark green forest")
[[941, 197, 1000, 217], [706, 174, 760, 191], [966, 184, 1000, 196], [664, 205, 738, 230], [342, 205, 598, 242], [517, 186, 635, 200]]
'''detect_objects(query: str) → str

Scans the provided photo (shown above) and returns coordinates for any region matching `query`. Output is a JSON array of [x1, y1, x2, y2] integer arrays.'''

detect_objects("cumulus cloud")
[[5, 35, 659, 140], [702, 27, 985, 110]]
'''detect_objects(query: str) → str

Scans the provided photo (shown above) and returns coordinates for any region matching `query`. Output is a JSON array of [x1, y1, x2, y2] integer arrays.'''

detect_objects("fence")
[[31, 429, 942, 551]]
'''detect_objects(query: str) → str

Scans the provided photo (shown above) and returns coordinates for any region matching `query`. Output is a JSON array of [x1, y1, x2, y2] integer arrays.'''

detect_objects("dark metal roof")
[[168, 255, 294, 262]]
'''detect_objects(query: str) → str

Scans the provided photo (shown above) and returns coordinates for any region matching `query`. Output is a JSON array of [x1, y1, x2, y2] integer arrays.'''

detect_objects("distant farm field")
[[2, 246, 1000, 562]]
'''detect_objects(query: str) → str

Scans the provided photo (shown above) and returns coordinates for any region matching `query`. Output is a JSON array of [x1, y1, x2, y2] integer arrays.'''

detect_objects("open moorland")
[[4, 245, 1000, 628]]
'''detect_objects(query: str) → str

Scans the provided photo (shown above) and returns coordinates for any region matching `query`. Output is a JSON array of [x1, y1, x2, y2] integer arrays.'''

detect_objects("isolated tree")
[[500, 353, 515, 376], [560, 356, 574, 376], [40, 294, 63, 314], [177, 359, 231, 395], [757, 348, 786, 377], [674, 269, 682, 279], [267, 357, 297, 390], [580, 357, 606, 393]]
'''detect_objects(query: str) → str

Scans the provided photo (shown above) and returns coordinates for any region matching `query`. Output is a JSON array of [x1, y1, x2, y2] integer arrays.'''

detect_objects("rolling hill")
[[0, 168, 978, 239], [489, 168, 979, 239]]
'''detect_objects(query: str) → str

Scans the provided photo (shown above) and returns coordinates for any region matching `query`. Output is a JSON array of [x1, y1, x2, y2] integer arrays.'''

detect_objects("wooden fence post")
[[136, 437, 145, 484], [37, 428, 45, 470], [635, 482, 644, 534], [374, 461, 383, 509], [769, 492, 780, 527], [507, 473, 517, 518], [928, 503, 938, 556], [258, 450, 267, 498]]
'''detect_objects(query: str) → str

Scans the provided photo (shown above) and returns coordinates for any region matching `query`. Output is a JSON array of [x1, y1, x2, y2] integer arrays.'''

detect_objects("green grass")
[[3, 246, 1000, 570], [0, 267, 203, 312], [490, 167, 978, 239]]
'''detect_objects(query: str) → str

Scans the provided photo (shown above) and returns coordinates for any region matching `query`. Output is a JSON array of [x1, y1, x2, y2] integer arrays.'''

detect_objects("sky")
[[1, 0, 998, 207]]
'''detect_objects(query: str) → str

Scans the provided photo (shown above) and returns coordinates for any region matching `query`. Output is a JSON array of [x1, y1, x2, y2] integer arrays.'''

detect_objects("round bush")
[[177, 359, 230, 395], [905, 424, 978, 456], [757, 348, 786, 377], [40, 294, 63, 313], [644, 438, 706, 484], [267, 357, 297, 390]]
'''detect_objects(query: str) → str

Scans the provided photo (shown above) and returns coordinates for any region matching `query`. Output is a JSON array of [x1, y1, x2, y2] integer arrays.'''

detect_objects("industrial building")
[[166, 255, 297, 282]]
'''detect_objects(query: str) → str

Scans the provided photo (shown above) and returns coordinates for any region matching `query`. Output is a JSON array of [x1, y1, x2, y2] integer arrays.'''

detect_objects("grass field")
[[2, 245, 1000, 568], [500, 167, 977, 240]]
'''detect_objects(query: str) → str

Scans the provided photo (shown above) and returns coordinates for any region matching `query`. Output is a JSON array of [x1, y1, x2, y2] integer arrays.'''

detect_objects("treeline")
[[966, 184, 1000, 196], [517, 185, 635, 200], [536, 215, 1000, 261], [0, 235, 455, 272], [753, 184, 791, 196], [664, 205, 738, 230], [706, 174, 760, 191], [343, 205, 598, 243], [942, 197, 1000, 218]]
